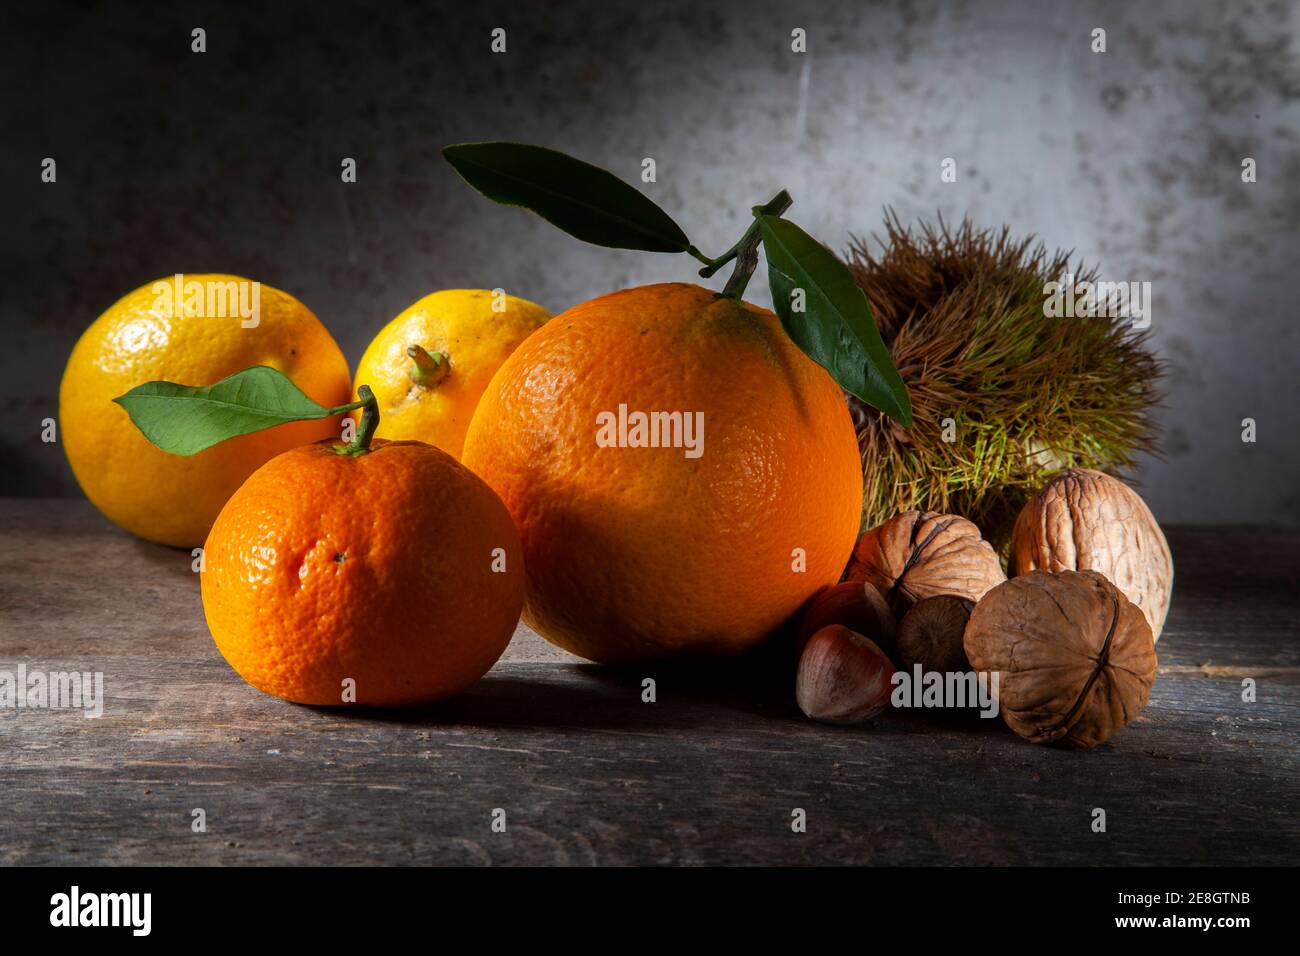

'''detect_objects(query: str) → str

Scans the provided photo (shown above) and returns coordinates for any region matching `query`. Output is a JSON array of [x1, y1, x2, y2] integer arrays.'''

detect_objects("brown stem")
[[720, 190, 794, 300]]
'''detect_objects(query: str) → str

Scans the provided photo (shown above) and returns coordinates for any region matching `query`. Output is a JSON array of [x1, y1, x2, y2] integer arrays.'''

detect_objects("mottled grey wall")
[[3, 0, 1297, 523]]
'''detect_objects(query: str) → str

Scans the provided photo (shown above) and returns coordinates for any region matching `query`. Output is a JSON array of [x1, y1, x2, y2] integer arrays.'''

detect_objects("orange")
[[201, 438, 524, 705], [353, 289, 551, 459], [461, 282, 863, 664], [59, 274, 351, 548]]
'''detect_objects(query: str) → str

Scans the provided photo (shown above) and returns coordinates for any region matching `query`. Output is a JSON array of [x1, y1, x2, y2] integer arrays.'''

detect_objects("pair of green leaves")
[[115, 142, 911, 460], [443, 141, 911, 424]]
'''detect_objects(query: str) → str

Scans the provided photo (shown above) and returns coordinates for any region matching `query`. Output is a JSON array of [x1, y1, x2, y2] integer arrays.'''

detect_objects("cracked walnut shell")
[[844, 511, 1006, 615], [1010, 469, 1173, 641], [964, 570, 1157, 749]]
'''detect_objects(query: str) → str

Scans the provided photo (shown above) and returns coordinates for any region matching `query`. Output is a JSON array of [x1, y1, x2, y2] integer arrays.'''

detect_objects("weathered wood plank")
[[1, 499, 1297, 865]]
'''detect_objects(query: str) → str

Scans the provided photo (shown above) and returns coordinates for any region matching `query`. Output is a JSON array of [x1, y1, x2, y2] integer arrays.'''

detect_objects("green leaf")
[[113, 366, 348, 456], [758, 215, 912, 425], [443, 141, 691, 253]]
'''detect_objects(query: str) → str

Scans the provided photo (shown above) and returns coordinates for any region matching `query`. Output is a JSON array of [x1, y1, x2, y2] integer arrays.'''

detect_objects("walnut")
[[963, 570, 1157, 749], [844, 511, 1006, 616], [896, 595, 973, 674], [1010, 469, 1173, 641]]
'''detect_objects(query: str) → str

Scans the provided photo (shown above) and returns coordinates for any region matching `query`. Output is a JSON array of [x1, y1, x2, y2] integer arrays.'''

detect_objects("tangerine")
[[201, 428, 524, 705]]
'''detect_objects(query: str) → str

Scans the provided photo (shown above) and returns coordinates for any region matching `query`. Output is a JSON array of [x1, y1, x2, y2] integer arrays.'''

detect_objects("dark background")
[[3, 0, 1298, 521]]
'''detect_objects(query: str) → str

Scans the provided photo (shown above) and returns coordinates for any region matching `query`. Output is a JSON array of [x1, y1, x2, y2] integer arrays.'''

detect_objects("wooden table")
[[1, 498, 1296, 865]]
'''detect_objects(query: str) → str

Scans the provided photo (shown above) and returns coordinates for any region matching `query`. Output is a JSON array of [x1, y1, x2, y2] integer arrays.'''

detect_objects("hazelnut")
[[795, 625, 896, 725], [896, 595, 973, 673], [963, 570, 1157, 749], [1010, 469, 1174, 641], [797, 580, 897, 660], [844, 511, 1006, 616]]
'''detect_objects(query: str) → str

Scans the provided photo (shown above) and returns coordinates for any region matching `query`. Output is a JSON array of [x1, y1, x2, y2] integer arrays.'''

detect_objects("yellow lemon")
[[59, 274, 352, 548], [353, 289, 551, 459]]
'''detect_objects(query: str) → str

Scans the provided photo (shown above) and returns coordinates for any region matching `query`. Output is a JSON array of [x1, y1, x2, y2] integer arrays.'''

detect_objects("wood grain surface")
[[1, 499, 1296, 865]]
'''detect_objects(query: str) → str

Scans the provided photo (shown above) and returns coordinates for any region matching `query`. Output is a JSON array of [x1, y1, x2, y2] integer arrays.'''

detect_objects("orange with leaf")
[[444, 142, 912, 663], [116, 373, 524, 706]]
